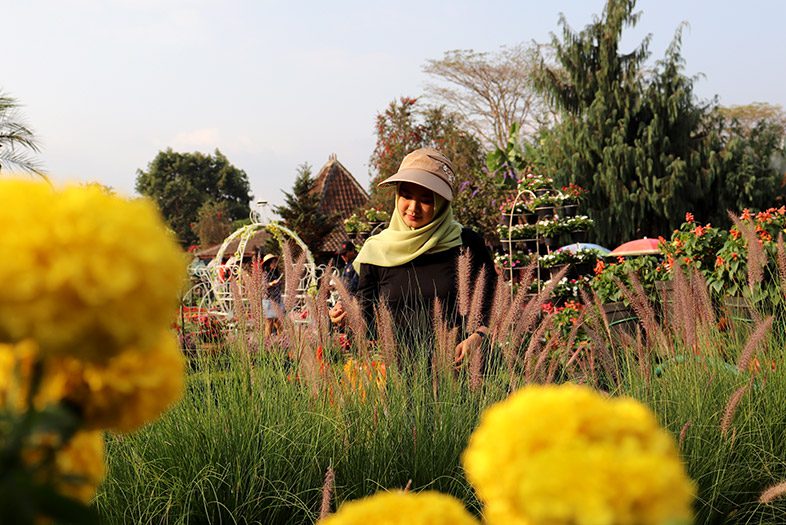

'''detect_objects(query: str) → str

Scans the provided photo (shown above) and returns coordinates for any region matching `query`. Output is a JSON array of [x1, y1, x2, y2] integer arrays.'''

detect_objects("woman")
[[331, 147, 495, 366], [261, 253, 283, 337]]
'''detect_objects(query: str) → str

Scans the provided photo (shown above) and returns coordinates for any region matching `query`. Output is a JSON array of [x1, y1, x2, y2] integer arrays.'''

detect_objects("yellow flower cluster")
[[0, 179, 187, 361], [23, 430, 106, 504], [55, 329, 185, 433], [0, 179, 189, 511], [462, 384, 696, 525], [319, 490, 479, 525]]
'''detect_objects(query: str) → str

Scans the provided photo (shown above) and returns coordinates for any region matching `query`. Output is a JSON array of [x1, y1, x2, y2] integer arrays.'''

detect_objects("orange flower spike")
[[741, 209, 752, 221], [685, 212, 695, 223]]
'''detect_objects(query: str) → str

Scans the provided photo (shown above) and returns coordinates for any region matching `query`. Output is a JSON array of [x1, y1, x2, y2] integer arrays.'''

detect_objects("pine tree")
[[534, 0, 716, 245], [274, 163, 337, 254]]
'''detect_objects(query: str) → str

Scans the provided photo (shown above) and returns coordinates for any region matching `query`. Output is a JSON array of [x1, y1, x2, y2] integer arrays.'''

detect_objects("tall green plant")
[[534, 0, 717, 246]]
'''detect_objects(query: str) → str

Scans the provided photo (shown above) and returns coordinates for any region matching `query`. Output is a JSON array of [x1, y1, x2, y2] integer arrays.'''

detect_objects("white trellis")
[[185, 204, 325, 320]]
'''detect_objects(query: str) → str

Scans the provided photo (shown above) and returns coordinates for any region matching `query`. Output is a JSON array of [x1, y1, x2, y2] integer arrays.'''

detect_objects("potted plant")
[[558, 183, 587, 215], [538, 250, 570, 280], [517, 173, 554, 196], [494, 250, 536, 272], [344, 214, 362, 235], [363, 207, 390, 231], [529, 193, 560, 219], [562, 215, 594, 243], [706, 207, 786, 319]]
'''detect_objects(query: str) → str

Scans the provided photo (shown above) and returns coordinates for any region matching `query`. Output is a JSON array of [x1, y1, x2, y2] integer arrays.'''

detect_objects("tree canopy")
[[533, 0, 743, 244], [423, 45, 554, 151], [135, 148, 252, 246]]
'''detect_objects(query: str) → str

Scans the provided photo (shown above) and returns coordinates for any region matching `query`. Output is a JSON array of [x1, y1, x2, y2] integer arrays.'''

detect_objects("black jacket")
[[357, 228, 496, 338]]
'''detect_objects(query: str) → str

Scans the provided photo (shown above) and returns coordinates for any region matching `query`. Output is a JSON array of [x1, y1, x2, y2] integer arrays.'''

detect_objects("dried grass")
[[730, 212, 766, 292], [720, 381, 751, 438], [759, 480, 786, 504], [456, 251, 472, 318], [319, 465, 335, 519], [736, 315, 773, 373]]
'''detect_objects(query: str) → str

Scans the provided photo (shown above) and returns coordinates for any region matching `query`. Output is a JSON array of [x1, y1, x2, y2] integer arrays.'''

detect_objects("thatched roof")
[[311, 154, 369, 254]]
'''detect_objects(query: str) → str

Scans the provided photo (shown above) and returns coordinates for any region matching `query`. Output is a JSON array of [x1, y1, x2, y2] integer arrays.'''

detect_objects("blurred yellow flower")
[[1, 332, 185, 434], [462, 384, 696, 525], [24, 430, 106, 504], [0, 340, 66, 411], [58, 330, 186, 433], [53, 430, 106, 503], [0, 179, 187, 361], [318, 490, 479, 525]]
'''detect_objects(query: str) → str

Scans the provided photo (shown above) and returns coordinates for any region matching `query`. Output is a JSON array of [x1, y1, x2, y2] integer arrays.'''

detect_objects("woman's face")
[[397, 182, 436, 229]]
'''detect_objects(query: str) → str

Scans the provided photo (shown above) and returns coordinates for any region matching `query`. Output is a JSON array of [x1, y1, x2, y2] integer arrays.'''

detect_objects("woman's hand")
[[454, 330, 486, 367], [329, 301, 347, 326]]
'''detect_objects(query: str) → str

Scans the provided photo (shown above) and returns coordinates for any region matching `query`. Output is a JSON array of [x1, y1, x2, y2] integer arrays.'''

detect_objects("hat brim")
[[379, 169, 453, 201]]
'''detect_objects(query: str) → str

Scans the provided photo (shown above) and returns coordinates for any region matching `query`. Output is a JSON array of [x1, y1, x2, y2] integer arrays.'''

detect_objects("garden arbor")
[[187, 204, 324, 321]]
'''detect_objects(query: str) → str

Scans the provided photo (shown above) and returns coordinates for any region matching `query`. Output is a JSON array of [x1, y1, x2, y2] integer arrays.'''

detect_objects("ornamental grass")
[[96, 236, 786, 524]]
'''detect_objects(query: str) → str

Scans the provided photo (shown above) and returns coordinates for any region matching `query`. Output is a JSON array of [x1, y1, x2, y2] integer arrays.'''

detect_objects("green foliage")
[[273, 163, 338, 254], [0, 90, 43, 176], [135, 148, 252, 246], [193, 200, 234, 249], [590, 255, 667, 304], [96, 351, 507, 524], [702, 111, 786, 218], [531, 0, 786, 246], [368, 98, 499, 239], [485, 123, 528, 190]]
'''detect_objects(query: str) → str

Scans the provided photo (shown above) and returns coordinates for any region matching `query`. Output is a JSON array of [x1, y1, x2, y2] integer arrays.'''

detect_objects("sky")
[[5, 0, 786, 211]]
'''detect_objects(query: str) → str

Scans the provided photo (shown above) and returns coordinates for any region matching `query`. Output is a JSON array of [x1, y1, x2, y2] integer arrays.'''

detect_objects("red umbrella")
[[609, 238, 661, 256]]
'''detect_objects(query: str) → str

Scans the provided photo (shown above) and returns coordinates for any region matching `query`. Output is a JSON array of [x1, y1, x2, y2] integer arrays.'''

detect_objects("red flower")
[[741, 209, 752, 221], [693, 225, 706, 237], [715, 256, 725, 267], [685, 212, 695, 223], [593, 260, 606, 275]]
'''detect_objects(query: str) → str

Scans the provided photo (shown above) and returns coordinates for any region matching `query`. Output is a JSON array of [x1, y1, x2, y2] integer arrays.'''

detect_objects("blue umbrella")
[[556, 242, 611, 255]]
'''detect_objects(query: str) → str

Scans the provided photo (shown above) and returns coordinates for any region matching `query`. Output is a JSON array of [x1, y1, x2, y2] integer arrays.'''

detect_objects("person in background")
[[330, 147, 496, 367], [261, 253, 283, 337], [336, 240, 359, 294]]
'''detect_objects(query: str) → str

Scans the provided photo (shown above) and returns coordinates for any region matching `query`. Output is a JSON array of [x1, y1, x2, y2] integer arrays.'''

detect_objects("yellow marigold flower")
[[57, 330, 186, 433], [462, 384, 696, 525], [24, 430, 106, 504], [0, 340, 67, 411], [319, 490, 479, 525], [53, 431, 106, 503], [0, 179, 187, 361]]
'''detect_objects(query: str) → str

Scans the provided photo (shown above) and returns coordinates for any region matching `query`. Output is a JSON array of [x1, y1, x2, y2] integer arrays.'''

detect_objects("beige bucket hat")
[[379, 147, 455, 201]]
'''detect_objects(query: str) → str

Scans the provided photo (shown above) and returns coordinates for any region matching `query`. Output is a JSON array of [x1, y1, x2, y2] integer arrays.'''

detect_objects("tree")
[[273, 163, 338, 254], [368, 97, 499, 239], [717, 102, 786, 137], [194, 200, 233, 249], [533, 0, 720, 245], [135, 148, 252, 246], [422, 45, 555, 150], [0, 90, 43, 175], [704, 108, 786, 212]]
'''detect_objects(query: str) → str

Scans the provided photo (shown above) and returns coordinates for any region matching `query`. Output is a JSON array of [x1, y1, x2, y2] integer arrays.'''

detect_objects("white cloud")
[[170, 128, 221, 150]]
